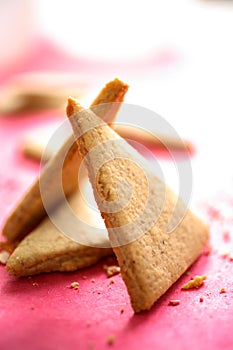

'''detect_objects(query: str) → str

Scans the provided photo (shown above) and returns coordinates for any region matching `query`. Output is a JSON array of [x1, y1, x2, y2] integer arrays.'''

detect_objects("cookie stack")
[[1, 78, 209, 312]]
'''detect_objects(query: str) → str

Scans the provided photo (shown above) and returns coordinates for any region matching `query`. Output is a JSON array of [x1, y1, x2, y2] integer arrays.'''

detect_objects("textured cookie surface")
[[2, 78, 128, 243], [6, 185, 112, 276], [67, 104, 209, 313]]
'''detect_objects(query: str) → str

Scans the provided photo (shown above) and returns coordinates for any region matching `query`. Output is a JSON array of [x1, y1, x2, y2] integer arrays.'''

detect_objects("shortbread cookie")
[[2, 78, 128, 243], [6, 180, 112, 276], [6, 222, 111, 276], [66, 101, 209, 313]]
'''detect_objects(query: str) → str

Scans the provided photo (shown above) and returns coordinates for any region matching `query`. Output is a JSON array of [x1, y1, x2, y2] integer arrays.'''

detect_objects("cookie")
[[2, 78, 128, 243], [67, 102, 209, 313], [6, 180, 112, 276]]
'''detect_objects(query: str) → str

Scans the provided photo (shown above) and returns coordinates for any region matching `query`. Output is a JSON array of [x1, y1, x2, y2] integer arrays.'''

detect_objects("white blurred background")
[[1, 0, 233, 203]]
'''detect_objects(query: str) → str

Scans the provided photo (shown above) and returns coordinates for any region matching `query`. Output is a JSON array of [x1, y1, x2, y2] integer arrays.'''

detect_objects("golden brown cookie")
[[66, 102, 209, 313], [2, 78, 128, 243], [6, 180, 112, 276]]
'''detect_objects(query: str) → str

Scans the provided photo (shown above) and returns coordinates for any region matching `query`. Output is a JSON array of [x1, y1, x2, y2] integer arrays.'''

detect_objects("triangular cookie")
[[2, 78, 128, 243], [6, 179, 112, 276], [66, 102, 209, 313], [4, 79, 128, 276]]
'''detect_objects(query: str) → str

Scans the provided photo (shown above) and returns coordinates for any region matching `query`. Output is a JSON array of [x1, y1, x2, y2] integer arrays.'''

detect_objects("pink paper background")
[[1, 40, 233, 350]]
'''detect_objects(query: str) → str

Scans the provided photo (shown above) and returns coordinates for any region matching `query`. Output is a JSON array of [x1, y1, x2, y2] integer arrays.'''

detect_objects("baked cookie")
[[67, 101, 209, 313], [2, 78, 128, 243], [7, 180, 112, 276]]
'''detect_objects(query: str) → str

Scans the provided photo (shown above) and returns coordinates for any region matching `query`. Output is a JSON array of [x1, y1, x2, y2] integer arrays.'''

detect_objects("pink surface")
[[1, 110, 233, 350], [1, 39, 233, 350], [0, 37, 178, 84]]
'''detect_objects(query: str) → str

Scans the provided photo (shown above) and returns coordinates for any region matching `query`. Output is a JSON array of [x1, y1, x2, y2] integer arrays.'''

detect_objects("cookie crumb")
[[0, 250, 10, 264], [109, 278, 115, 285], [220, 288, 226, 294], [185, 271, 191, 276], [70, 282, 79, 290], [107, 335, 115, 346], [120, 308, 124, 314], [82, 276, 87, 280], [97, 291, 101, 295], [182, 275, 206, 290], [32, 282, 39, 286], [168, 299, 180, 306], [103, 265, 120, 277], [91, 278, 96, 283], [203, 246, 212, 256], [199, 297, 204, 302]]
